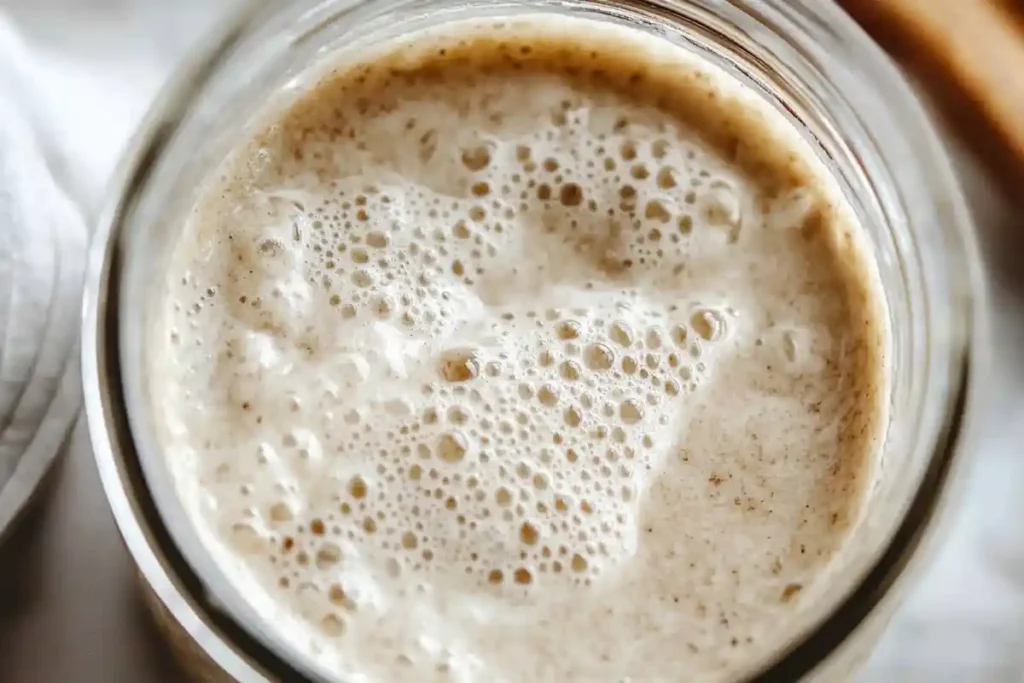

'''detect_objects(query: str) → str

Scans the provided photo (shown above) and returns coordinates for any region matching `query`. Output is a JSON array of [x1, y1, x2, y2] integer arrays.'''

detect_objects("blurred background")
[[0, 0, 1022, 681]]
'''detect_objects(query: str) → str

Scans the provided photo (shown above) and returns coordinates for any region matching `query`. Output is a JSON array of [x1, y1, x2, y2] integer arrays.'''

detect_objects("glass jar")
[[82, 0, 985, 681]]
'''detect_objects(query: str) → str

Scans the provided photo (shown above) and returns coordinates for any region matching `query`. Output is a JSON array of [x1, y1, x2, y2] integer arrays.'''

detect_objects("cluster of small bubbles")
[[153, 28, 791, 658], [203, 306, 735, 610], [166, 46, 766, 383], [251, 296, 731, 602]]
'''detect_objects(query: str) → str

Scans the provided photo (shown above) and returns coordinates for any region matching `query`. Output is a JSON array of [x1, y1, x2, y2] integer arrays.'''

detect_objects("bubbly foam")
[[149, 16, 885, 682]]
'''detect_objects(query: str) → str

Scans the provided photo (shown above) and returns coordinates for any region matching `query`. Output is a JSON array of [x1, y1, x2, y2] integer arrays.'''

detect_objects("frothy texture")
[[149, 17, 885, 682]]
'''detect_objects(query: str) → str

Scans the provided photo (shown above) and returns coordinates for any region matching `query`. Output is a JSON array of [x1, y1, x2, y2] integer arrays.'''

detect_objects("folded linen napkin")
[[0, 15, 87, 541]]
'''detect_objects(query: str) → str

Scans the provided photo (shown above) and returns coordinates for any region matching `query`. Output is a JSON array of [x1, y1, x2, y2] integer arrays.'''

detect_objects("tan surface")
[[841, 0, 1024, 196], [0, 422, 185, 683]]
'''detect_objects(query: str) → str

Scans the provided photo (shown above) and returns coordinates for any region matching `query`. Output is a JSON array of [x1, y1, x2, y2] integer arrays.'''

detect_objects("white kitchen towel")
[[0, 14, 87, 539]]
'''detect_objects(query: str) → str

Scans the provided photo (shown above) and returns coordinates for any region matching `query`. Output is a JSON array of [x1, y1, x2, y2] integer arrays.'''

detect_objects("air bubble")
[[496, 487, 513, 507], [564, 406, 583, 428], [438, 432, 468, 462], [691, 308, 725, 342], [537, 385, 559, 407], [583, 343, 614, 370], [671, 325, 689, 346], [348, 476, 368, 499], [644, 200, 671, 223], [520, 522, 540, 546], [559, 360, 582, 381], [703, 181, 741, 227], [645, 328, 663, 350], [320, 614, 346, 637], [461, 144, 493, 171], [351, 270, 373, 288], [656, 166, 678, 189], [560, 183, 584, 207], [366, 231, 389, 248], [440, 349, 481, 382], [609, 321, 633, 347], [447, 406, 470, 425], [618, 185, 637, 211], [556, 320, 582, 340], [619, 399, 644, 424], [328, 584, 354, 609], [269, 502, 294, 523], [315, 543, 343, 569]]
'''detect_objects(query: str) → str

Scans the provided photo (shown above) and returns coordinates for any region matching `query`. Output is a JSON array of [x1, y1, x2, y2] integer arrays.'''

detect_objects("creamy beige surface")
[[147, 17, 885, 682]]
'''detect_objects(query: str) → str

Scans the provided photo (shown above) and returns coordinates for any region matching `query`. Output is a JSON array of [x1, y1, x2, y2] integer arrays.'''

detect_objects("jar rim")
[[82, 1, 987, 681]]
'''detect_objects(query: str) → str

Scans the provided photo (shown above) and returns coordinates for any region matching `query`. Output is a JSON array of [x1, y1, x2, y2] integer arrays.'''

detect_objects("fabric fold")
[[0, 14, 87, 541]]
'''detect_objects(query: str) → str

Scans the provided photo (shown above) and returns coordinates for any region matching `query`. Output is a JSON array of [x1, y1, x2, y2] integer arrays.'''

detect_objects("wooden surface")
[[841, 0, 1024, 199]]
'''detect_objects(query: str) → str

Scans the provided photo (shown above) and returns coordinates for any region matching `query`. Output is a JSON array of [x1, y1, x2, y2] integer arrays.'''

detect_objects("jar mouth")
[[82, 1, 985, 682]]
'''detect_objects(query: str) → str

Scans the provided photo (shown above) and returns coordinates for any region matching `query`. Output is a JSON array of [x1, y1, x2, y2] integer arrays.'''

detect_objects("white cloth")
[[0, 16, 87, 538]]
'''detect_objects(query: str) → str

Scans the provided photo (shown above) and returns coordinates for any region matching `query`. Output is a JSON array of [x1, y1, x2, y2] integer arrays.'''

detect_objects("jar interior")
[[113, 1, 973, 681]]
